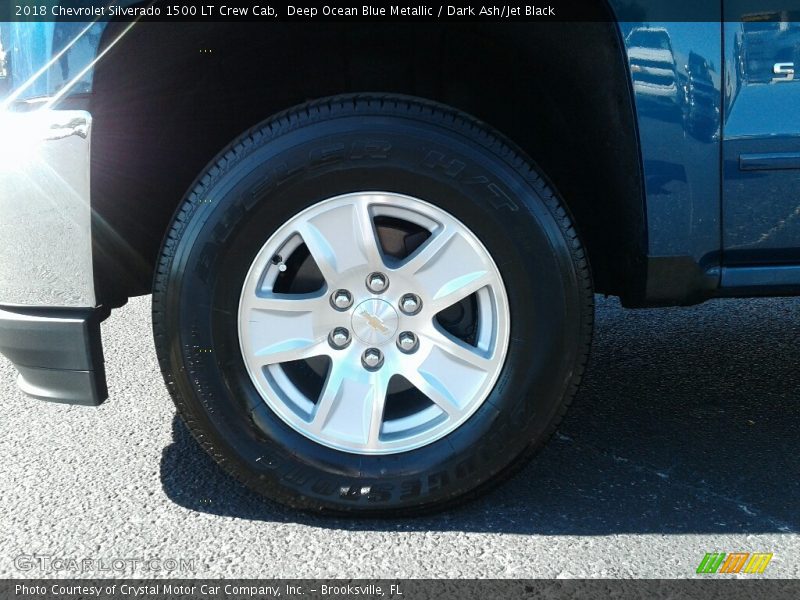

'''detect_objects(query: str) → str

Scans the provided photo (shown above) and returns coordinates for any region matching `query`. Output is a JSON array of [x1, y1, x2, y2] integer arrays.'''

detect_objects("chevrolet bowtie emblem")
[[360, 310, 390, 334]]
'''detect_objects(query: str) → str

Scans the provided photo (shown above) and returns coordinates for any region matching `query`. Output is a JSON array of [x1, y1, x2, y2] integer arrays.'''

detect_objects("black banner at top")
[[3, 0, 798, 22]]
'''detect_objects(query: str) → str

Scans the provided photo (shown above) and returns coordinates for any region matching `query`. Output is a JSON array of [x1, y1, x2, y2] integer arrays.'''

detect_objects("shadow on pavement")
[[160, 296, 800, 534]]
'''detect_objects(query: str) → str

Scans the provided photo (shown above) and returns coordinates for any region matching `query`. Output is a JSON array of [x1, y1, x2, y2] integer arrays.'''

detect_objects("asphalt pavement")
[[1, 294, 798, 578]]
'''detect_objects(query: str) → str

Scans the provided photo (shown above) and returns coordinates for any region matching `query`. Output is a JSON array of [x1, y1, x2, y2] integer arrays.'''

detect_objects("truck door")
[[723, 6, 800, 290]]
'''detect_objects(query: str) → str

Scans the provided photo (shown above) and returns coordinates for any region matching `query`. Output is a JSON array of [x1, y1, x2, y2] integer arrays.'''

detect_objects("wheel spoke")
[[299, 200, 383, 284], [426, 329, 495, 372], [311, 366, 387, 447], [399, 227, 494, 311], [254, 339, 328, 365], [309, 369, 345, 433], [246, 293, 328, 365], [428, 271, 494, 313], [403, 369, 463, 417], [408, 334, 493, 415], [399, 226, 457, 274], [249, 293, 325, 314], [367, 373, 390, 447]]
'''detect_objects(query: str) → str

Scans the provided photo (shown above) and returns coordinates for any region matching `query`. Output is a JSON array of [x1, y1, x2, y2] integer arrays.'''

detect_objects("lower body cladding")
[[0, 305, 107, 405], [0, 108, 107, 405]]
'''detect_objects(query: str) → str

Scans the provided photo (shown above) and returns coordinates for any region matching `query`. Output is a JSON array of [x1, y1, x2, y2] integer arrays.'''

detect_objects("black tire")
[[152, 94, 593, 515]]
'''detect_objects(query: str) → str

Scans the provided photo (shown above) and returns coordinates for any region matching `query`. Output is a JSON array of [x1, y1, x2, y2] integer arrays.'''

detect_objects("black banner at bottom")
[[3, 579, 800, 600]]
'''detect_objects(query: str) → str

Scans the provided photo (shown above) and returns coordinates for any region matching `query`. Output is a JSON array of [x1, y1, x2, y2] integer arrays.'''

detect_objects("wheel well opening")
[[90, 19, 645, 305]]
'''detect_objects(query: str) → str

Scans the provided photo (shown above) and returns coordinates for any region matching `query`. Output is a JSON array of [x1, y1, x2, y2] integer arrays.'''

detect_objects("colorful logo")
[[696, 552, 773, 574]]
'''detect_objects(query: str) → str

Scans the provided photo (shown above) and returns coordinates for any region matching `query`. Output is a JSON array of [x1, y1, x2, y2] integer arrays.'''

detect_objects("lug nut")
[[330, 289, 353, 310], [362, 348, 384, 371], [328, 327, 351, 350], [366, 272, 389, 293], [400, 293, 422, 315], [397, 331, 418, 353]]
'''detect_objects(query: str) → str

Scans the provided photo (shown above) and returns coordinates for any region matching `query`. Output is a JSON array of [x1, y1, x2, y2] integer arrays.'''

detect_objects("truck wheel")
[[152, 94, 593, 514]]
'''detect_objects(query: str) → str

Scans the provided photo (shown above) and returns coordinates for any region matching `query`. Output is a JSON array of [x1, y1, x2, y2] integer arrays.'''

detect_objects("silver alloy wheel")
[[238, 192, 511, 454]]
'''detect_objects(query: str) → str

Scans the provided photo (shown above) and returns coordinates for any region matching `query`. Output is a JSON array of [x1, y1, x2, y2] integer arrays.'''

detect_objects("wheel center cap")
[[351, 299, 399, 346]]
